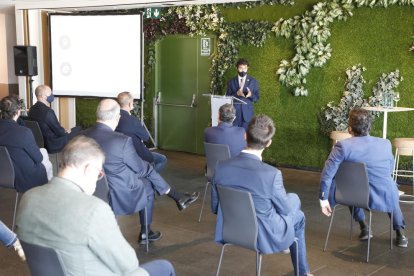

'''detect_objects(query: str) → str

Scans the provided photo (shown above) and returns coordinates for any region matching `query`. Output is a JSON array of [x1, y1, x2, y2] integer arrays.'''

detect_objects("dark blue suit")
[[116, 110, 154, 163], [204, 122, 246, 157], [28, 102, 67, 153], [320, 135, 405, 229], [0, 119, 48, 193], [226, 75, 259, 129], [212, 153, 309, 275], [82, 123, 170, 226]]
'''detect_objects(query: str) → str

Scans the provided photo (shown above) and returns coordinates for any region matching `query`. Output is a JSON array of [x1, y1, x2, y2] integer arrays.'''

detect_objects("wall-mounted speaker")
[[13, 46, 38, 76]]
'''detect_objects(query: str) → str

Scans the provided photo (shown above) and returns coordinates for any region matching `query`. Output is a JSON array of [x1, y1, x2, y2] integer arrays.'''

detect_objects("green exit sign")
[[145, 8, 161, 19]]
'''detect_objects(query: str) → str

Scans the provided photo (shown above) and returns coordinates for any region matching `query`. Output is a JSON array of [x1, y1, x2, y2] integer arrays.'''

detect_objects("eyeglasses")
[[88, 165, 105, 181]]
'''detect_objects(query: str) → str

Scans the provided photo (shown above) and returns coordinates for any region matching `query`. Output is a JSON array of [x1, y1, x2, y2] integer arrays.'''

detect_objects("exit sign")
[[145, 8, 161, 19]]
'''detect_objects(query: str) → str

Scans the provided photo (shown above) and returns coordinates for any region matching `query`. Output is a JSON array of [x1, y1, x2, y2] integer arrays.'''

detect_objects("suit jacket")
[[0, 119, 48, 193], [204, 122, 246, 157], [212, 152, 295, 254], [320, 135, 399, 213], [82, 123, 169, 215], [28, 101, 67, 153], [116, 110, 154, 163], [16, 177, 149, 276], [226, 75, 259, 125]]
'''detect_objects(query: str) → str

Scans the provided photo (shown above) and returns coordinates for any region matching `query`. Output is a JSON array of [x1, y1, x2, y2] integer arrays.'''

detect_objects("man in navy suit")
[[82, 99, 199, 244], [204, 103, 246, 157], [28, 85, 68, 153], [0, 96, 51, 192], [226, 58, 259, 130], [320, 108, 408, 247], [116, 92, 167, 172], [212, 115, 312, 276]]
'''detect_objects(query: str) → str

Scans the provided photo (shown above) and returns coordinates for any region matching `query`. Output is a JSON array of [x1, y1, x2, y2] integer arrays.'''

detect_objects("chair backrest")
[[0, 146, 15, 189], [204, 142, 231, 181], [20, 240, 67, 276], [93, 175, 110, 204], [217, 185, 258, 251], [22, 119, 45, 148], [334, 161, 370, 209]]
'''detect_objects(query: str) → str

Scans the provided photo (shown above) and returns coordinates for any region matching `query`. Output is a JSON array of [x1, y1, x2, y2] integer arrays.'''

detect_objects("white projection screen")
[[50, 14, 142, 99]]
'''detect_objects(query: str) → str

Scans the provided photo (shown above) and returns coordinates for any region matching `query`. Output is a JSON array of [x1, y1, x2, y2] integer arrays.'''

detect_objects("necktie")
[[239, 78, 244, 89]]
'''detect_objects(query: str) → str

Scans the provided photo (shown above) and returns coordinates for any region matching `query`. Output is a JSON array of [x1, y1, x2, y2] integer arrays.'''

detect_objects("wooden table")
[[363, 106, 414, 139]]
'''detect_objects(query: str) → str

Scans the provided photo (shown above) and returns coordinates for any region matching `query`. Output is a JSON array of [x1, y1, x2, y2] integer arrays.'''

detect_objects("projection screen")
[[50, 14, 142, 99]]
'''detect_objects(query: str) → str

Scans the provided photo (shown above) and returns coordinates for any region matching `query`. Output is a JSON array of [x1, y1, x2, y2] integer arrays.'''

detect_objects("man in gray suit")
[[16, 135, 175, 275]]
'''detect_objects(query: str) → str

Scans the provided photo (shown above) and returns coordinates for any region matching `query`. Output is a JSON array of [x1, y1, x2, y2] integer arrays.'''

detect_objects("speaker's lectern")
[[203, 94, 247, 126]]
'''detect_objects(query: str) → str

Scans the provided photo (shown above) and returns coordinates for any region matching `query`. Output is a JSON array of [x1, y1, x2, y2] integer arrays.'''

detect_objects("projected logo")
[[60, 35, 71, 49], [60, 62, 72, 77]]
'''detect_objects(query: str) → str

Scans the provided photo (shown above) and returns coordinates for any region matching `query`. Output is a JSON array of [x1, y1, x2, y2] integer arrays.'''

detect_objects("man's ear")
[[266, 139, 272, 148]]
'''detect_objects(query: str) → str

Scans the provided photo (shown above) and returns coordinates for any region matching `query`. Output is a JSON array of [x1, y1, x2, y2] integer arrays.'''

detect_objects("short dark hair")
[[246, 115, 275, 150], [0, 96, 21, 120], [117, 91, 133, 108], [236, 58, 249, 67], [60, 135, 105, 168], [348, 108, 372, 136], [219, 103, 235, 123]]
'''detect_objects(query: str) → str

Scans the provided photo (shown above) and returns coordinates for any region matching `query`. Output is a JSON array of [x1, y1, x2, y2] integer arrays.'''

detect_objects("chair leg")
[[256, 253, 262, 276], [216, 244, 229, 276], [366, 211, 372, 262], [198, 182, 210, 222], [350, 207, 354, 240], [145, 207, 149, 253], [323, 205, 337, 251], [390, 211, 393, 250], [294, 239, 299, 276], [12, 192, 19, 231]]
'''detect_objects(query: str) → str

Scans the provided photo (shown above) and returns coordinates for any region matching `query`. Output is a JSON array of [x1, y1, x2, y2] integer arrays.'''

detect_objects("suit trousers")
[[151, 152, 167, 173], [139, 179, 155, 227], [287, 193, 310, 276]]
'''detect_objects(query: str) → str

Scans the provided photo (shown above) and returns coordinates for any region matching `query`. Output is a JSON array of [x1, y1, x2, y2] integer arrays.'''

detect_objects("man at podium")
[[226, 58, 259, 129]]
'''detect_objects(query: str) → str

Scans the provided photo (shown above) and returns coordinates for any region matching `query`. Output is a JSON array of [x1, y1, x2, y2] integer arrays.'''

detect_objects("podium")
[[203, 94, 247, 126]]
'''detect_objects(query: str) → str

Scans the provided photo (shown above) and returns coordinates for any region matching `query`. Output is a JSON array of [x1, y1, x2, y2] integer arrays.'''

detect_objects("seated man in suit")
[[212, 115, 312, 276], [28, 85, 74, 153], [320, 108, 408, 247], [83, 99, 199, 244], [116, 91, 167, 172], [0, 96, 52, 192], [204, 103, 246, 157], [16, 135, 176, 275]]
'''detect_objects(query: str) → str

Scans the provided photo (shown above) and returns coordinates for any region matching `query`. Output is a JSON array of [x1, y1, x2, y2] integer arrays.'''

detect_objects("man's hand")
[[319, 199, 332, 216], [245, 87, 252, 98], [236, 89, 244, 97]]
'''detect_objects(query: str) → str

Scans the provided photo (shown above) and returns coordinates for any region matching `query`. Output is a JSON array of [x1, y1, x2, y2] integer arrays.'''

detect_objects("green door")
[[155, 35, 213, 154]]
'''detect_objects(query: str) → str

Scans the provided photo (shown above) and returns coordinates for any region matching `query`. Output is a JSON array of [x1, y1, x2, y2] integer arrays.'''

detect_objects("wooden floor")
[[1, 150, 414, 275]]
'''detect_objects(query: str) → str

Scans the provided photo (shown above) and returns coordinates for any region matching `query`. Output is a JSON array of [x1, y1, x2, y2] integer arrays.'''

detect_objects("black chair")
[[216, 185, 298, 276], [0, 146, 19, 231], [198, 142, 231, 222], [20, 240, 67, 276], [93, 175, 110, 204], [21, 118, 44, 148], [323, 161, 393, 262]]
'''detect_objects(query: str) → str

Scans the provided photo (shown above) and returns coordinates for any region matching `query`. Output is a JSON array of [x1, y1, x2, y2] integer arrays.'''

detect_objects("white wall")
[[0, 12, 17, 84]]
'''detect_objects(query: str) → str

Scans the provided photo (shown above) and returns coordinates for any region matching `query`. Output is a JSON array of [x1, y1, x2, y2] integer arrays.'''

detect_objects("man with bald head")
[[82, 99, 199, 244], [28, 85, 68, 153], [116, 91, 167, 172]]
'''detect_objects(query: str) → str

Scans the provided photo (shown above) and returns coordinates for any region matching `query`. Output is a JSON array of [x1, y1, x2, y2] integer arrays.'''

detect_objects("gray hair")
[[35, 85, 51, 98], [96, 99, 120, 121], [219, 103, 236, 123], [117, 91, 133, 108], [60, 135, 105, 168]]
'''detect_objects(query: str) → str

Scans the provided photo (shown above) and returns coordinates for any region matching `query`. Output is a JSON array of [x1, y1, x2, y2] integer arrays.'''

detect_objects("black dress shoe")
[[138, 230, 162, 245], [359, 228, 373, 241], [176, 192, 200, 211], [396, 235, 408, 248]]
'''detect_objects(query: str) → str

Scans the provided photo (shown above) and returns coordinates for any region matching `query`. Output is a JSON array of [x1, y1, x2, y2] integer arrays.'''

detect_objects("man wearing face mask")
[[28, 85, 68, 153], [16, 135, 176, 276], [226, 58, 260, 130]]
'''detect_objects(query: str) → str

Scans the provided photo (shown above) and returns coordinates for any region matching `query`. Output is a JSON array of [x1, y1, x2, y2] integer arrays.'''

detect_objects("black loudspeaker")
[[13, 46, 38, 76]]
